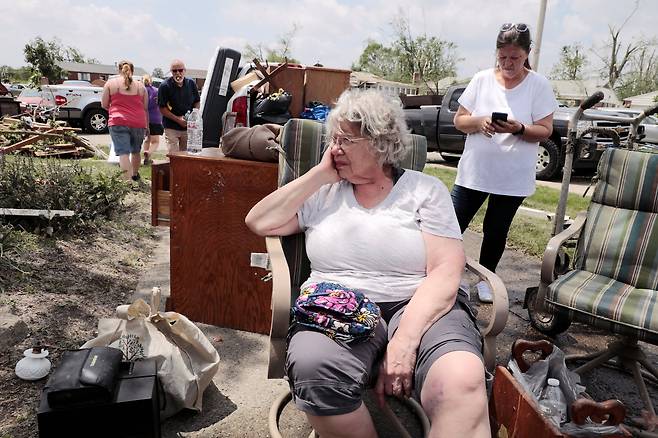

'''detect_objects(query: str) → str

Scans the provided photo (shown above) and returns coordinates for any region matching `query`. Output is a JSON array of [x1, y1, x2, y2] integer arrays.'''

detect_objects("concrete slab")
[[133, 224, 657, 437]]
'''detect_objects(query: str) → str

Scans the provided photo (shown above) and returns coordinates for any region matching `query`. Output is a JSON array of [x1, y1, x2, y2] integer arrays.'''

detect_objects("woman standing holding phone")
[[452, 23, 558, 302]]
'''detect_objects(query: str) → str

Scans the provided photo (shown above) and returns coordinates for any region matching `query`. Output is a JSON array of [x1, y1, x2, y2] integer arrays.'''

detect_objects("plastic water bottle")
[[538, 378, 567, 426], [186, 108, 203, 154]]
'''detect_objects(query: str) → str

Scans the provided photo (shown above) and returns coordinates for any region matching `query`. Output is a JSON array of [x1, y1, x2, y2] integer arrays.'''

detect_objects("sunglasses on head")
[[500, 23, 529, 32], [171, 68, 184, 73]]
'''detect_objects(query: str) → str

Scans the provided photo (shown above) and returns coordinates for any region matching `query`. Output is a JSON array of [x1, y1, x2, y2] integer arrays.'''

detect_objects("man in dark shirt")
[[158, 59, 200, 152]]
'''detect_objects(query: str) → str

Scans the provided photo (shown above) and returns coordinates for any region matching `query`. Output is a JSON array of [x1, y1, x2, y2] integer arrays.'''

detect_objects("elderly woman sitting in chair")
[[246, 89, 490, 438]]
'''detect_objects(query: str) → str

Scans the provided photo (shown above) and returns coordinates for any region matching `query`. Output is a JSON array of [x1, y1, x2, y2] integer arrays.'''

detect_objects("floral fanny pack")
[[292, 282, 381, 343]]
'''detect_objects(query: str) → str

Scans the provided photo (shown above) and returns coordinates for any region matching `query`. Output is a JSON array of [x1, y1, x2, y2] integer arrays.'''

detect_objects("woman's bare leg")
[[306, 403, 377, 438], [149, 135, 160, 154], [118, 154, 132, 179], [131, 152, 141, 177], [421, 350, 490, 438]]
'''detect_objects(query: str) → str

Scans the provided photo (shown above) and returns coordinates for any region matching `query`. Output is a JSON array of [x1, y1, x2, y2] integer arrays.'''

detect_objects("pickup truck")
[[405, 85, 613, 180], [33, 84, 108, 134], [18, 76, 163, 135]]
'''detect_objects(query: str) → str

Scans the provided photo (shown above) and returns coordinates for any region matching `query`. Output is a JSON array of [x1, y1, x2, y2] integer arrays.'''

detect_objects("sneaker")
[[476, 280, 493, 303], [131, 174, 141, 182]]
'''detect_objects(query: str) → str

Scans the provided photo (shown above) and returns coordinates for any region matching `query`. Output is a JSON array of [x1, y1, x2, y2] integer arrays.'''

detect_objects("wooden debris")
[[0, 118, 104, 158], [0, 208, 75, 219]]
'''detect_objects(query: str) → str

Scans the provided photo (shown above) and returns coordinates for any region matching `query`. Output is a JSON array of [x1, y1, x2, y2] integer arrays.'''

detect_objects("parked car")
[[16, 87, 56, 109], [597, 107, 658, 145], [3, 83, 27, 97], [404, 85, 629, 180]]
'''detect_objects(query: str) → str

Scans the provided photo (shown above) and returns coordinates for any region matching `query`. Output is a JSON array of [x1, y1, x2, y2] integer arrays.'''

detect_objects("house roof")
[[350, 71, 417, 89], [622, 90, 658, 109], [56, 61, 148, 76], [550, 79, 620, 106]]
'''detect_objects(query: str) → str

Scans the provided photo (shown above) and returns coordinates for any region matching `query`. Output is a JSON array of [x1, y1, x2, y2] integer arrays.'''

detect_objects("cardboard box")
[[230, 70, 263, 93], [303, 67, 351, 108]]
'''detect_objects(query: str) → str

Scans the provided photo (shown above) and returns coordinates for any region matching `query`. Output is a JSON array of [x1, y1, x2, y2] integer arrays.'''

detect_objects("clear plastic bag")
[[508, 340, 629, 436]]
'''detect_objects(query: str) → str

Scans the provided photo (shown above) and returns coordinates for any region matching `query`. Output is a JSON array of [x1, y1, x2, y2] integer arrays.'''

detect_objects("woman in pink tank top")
[[101, 60, 148, 182]]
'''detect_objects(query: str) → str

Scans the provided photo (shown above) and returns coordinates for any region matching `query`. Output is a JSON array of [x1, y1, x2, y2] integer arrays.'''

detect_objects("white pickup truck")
[[27, 76, 163, 134], [38, 83, 108, 134]]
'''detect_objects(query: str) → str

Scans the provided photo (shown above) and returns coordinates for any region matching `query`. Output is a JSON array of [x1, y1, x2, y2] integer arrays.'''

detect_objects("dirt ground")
[[0, 190, 157, 438]]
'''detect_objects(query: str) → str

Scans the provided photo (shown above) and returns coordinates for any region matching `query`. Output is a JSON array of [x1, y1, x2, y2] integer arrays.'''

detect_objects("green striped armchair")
[[264, 118, 509, 438], [538, 147, 658, 418]]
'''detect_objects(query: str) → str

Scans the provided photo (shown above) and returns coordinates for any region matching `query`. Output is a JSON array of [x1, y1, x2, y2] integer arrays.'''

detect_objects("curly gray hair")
[[326, 89, 411, 166]]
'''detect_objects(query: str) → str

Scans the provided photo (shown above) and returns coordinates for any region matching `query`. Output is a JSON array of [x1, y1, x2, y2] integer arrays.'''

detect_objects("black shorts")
[[148, 123, 164, 136]]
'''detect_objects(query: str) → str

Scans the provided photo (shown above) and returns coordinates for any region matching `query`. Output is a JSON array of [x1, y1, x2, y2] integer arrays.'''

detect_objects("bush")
[[0, 156, 129, 232], [0, 222, 26, 285]]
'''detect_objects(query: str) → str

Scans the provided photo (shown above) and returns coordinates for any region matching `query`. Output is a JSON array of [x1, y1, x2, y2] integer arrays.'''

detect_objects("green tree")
[[353, 15, 460, 94], [352, 40, 398, 78], [0, 66, 31, 83], [244, 24, 301, 64], [614, 46, 658, 99], [24, 37, 65, 85], [62, 46, 99, 64], [550, 44, 588, 80], [23, 36, 98, 86], [152, 67, 165, 79], [592, 1, 642, 89]]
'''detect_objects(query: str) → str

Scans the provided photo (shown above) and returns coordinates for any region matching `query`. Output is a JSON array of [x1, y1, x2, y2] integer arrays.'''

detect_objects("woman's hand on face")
[[315, 145, 341, 184], [374, 337, 417, 407]]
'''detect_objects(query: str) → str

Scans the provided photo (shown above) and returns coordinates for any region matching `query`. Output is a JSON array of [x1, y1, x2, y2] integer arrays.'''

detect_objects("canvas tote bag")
[[82, 287, 220, 418]]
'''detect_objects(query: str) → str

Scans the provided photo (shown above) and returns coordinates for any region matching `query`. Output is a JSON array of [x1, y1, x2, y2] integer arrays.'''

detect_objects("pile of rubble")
[[0, 117, 106, 159]]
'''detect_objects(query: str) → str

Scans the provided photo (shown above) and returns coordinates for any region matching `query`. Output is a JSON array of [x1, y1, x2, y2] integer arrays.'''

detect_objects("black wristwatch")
[[513, 124, 525, 136]]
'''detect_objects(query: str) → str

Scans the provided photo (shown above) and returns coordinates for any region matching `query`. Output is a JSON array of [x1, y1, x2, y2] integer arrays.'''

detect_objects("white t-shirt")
[[456, 68, 558, 197], [297, 170, 462, 303]]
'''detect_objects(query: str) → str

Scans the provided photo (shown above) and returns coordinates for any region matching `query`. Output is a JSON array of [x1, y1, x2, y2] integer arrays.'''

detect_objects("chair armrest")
[[538, 212, 587, 302], [265, 236, 292, 379], [465, 256, 508, 372]]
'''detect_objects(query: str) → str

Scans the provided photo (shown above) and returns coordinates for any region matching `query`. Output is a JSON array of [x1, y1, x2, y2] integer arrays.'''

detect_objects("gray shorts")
[[109, 125, 146, 155], [285, 290, 483, 416]]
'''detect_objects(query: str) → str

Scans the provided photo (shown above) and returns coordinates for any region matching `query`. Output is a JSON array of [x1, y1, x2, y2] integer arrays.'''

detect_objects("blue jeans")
[[450, 184, 524, 272]]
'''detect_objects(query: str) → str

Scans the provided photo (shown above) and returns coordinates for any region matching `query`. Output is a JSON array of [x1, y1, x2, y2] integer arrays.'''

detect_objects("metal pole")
[[532, 0, 548, 71]]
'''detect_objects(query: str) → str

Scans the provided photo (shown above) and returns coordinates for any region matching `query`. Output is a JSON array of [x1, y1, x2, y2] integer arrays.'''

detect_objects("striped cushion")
[[593, 148, 658, 213], [278, 119, 325, 296], [546, 270, 658, 343], [277, 119, 428, 300], [576, 202, 658, 290], [278, 119, 325, 186], [400, 135, 427, 171]]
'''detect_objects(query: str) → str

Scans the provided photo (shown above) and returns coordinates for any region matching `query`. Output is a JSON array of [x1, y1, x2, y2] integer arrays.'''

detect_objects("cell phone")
[[491, 112, 508, 124]]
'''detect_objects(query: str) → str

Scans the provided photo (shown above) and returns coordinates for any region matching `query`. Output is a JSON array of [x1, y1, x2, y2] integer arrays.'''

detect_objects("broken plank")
[[0, 208, 75, 219], [0, 128, 57, 154]]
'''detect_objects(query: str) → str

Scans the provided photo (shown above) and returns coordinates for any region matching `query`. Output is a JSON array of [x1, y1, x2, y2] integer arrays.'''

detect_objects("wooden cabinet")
[[168, 149, 278, 334]]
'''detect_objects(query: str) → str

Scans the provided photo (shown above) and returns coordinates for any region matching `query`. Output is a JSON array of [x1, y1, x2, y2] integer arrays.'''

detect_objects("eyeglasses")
[[329, 135, 366, 148], [171, 68, 185, 73], [500, 23, 529, 33]]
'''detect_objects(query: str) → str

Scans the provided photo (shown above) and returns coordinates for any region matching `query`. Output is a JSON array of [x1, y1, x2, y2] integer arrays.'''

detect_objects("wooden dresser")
[[168, 149, 278, 334]]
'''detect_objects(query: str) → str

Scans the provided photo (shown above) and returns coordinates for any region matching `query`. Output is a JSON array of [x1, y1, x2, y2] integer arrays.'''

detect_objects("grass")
[[83, 142, 169, 181], [423, 165, 592, 258]]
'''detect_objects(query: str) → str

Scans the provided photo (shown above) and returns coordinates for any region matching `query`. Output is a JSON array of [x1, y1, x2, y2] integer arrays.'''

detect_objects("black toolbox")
[[38, 359, 161, 438]]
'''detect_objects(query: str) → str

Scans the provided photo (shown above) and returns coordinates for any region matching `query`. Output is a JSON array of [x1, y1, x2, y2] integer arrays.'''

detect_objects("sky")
[[1, 0, 656, 82]]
